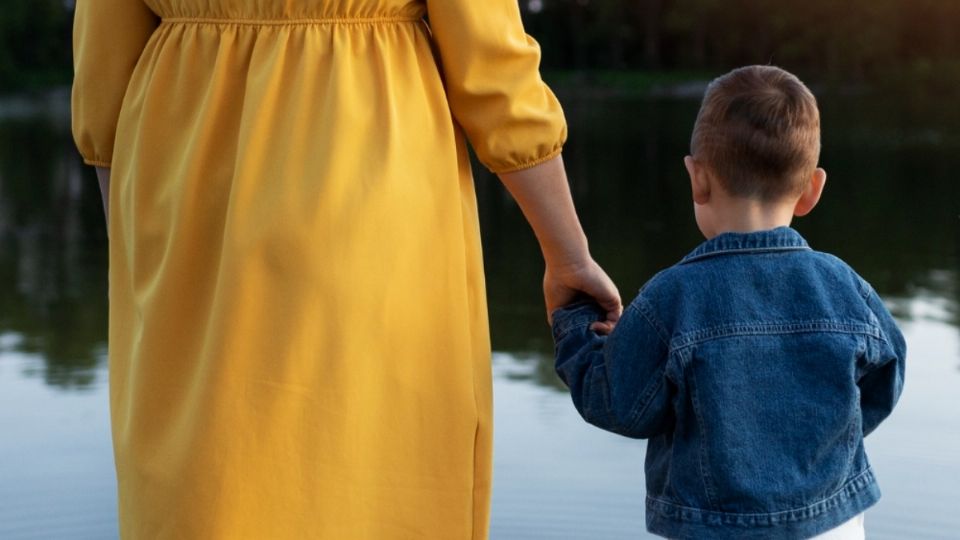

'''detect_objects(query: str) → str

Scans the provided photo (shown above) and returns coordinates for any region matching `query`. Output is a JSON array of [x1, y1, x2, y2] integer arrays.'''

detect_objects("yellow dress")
[[71, 0, 565, 538]]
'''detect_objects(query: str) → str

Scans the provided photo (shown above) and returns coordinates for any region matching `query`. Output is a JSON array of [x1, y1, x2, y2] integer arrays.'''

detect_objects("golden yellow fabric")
[[72, 0, 565, 538]]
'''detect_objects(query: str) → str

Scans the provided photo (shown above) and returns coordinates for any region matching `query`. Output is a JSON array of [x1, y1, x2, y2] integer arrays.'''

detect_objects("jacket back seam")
[[670, 321, 882, 352]]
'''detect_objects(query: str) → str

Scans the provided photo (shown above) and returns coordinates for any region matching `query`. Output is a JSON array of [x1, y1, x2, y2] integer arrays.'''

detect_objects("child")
[[552, 65, 906, 540]]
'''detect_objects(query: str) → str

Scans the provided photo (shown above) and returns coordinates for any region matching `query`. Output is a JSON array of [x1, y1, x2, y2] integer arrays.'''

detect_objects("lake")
[[0, 89, 958, 539]]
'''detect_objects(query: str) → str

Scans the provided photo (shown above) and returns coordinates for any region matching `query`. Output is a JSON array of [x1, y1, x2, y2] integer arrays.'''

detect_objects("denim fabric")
[[552, 227, 906, 540]]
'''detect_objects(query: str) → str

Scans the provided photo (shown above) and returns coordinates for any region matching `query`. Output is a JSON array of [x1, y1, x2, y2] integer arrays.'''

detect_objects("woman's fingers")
[[581, 267, 623, 325], [544, 259, 623, 328], [590, 320, 616, 335]]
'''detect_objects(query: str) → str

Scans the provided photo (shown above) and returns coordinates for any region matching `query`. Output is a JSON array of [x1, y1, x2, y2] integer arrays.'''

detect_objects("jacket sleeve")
[[858, 283, 907, 436], [552, 299, 673, 439], [72, 0, 159, 167], [424, 0, 567, 174]]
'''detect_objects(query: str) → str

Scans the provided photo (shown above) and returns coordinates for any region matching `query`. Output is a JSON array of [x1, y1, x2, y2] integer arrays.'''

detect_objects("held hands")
[[544, 258, 622, 334]]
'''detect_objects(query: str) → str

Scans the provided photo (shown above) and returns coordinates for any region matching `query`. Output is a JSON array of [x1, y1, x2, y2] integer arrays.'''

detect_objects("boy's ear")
[[794, 168, 826, 217], [684, 156, 711, 205]]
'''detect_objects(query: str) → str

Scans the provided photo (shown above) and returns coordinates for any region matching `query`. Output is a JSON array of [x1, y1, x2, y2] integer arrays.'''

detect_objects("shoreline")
[[543, 70, 710, 99], [0, 86, 71, 124]]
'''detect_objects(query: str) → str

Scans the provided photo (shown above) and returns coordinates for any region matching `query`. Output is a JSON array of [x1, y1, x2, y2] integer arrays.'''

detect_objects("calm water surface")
[[0, 90, 958, 539]]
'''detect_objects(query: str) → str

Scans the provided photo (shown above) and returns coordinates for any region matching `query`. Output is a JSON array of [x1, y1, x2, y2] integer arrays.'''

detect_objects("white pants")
[[810, 513, 865, 540]]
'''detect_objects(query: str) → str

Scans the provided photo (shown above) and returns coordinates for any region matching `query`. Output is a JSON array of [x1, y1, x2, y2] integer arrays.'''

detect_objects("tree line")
[[0, 0, 72, 91], [3, 0, 960, 91], [524, 0, 960, 87]]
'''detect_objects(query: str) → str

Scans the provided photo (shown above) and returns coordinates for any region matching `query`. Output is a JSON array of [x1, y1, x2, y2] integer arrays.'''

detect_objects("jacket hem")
[[646, 468, 881, 540]]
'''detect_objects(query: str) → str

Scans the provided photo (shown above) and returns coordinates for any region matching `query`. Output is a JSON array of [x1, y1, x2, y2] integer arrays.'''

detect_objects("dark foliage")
[[5, 0, 960, 91]]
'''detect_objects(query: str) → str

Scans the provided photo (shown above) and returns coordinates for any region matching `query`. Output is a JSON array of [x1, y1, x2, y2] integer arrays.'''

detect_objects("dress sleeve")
[[71, 0, 159, 167], [425, 0, 567, 174]]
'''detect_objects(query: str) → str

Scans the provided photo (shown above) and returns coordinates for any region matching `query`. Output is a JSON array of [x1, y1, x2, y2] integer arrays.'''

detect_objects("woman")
[[72, 0, 621, 537]]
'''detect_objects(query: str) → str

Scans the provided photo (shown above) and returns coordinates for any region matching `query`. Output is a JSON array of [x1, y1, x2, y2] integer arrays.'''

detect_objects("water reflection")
[[476, 94, 960, 359], [0, 90, 958, 388], [0, 101, 108, 390], [0, 89, 958, 539]]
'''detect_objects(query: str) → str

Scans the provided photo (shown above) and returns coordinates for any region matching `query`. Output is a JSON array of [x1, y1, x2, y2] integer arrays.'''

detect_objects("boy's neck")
[[703, 195, 796, 238]]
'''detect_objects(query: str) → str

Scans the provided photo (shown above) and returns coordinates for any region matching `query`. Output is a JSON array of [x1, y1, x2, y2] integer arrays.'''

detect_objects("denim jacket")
[[552, 227, 906, 540]]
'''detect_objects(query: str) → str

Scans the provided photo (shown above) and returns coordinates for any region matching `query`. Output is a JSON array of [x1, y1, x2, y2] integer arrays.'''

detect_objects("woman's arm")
[[498, 155, 621, 331], [95, 167, 110, 234], [423, 0, 619, 327]]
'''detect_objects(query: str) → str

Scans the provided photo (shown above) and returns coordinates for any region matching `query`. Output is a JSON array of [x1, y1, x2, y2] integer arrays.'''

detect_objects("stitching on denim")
[[859, 281, 897, 357], [855, 275, 872, 301], [566, 313, 598, 337], [842, 415, 860, 487], [596, 365, 621, 430], [671, 320, 882, 350], [863, 333, 895, 369], [686, 358, 719, 509], [552, 307, 599, 341], [645, 467, 876, 524], [609, 304, 651, 428], [624, 366, 666, 433], [680, 245, 812, 265], [619, 301, 672, 433], [858, 331, 878, 373], [635, 296, 671, 345]]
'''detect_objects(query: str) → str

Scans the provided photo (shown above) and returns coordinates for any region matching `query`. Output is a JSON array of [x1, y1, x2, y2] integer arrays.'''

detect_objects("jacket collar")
[[680, 226, 811, 265]]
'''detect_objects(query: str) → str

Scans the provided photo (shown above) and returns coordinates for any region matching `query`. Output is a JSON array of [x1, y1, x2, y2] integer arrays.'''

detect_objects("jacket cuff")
[[551, 301, 606, 342]]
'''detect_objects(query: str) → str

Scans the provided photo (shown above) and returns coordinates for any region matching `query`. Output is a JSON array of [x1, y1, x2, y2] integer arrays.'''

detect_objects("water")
[[1, 90, 958, 539]]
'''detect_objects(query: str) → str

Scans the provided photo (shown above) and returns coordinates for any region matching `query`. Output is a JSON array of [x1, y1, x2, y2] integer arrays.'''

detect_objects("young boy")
[[552, 65, 906, 540]]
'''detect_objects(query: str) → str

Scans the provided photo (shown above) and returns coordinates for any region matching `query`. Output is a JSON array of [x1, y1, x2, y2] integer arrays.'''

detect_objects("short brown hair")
[[690, 65, 820, 201]]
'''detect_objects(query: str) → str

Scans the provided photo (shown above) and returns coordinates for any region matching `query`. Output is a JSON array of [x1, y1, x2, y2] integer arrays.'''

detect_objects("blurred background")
[[1, 1, 958, 538]]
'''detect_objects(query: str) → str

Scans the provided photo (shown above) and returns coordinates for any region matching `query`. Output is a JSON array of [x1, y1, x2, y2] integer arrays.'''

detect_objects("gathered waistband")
[[159, 15, 424, 27]]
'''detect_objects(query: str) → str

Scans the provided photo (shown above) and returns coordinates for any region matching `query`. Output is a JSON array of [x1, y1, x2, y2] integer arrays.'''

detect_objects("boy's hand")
[[544, 259, 622, 334]]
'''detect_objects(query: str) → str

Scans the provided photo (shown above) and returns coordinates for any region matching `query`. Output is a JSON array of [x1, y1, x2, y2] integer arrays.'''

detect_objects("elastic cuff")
[[488, 144, 564, 175], [551, 301, 605, 341], [82, 155, 112, 168]]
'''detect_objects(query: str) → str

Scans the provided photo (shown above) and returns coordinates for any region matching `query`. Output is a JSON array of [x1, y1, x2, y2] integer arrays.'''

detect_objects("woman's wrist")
[[542, 241, 591, 272]]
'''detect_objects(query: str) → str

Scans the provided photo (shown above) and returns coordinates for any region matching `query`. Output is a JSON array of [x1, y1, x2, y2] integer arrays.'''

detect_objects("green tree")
[[0, 0, 73, 91]]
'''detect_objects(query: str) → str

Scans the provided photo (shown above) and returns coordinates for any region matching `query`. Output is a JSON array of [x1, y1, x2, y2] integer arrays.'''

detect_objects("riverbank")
[[0, 86, 70, 125], [4, 66, 957, 105], [543, 70, 711, 99], [542, 65, 960, 102]]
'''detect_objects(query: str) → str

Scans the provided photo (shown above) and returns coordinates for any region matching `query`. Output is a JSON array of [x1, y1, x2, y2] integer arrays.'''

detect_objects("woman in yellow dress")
[[72, 0, 621, 537]]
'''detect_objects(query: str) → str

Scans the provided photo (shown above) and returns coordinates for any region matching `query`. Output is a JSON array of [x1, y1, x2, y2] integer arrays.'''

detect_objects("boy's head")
[[684, 65, 827, 237]]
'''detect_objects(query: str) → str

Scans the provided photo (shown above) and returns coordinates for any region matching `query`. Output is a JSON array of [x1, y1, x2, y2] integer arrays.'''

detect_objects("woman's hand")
[[544, 259, 622, 334]]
